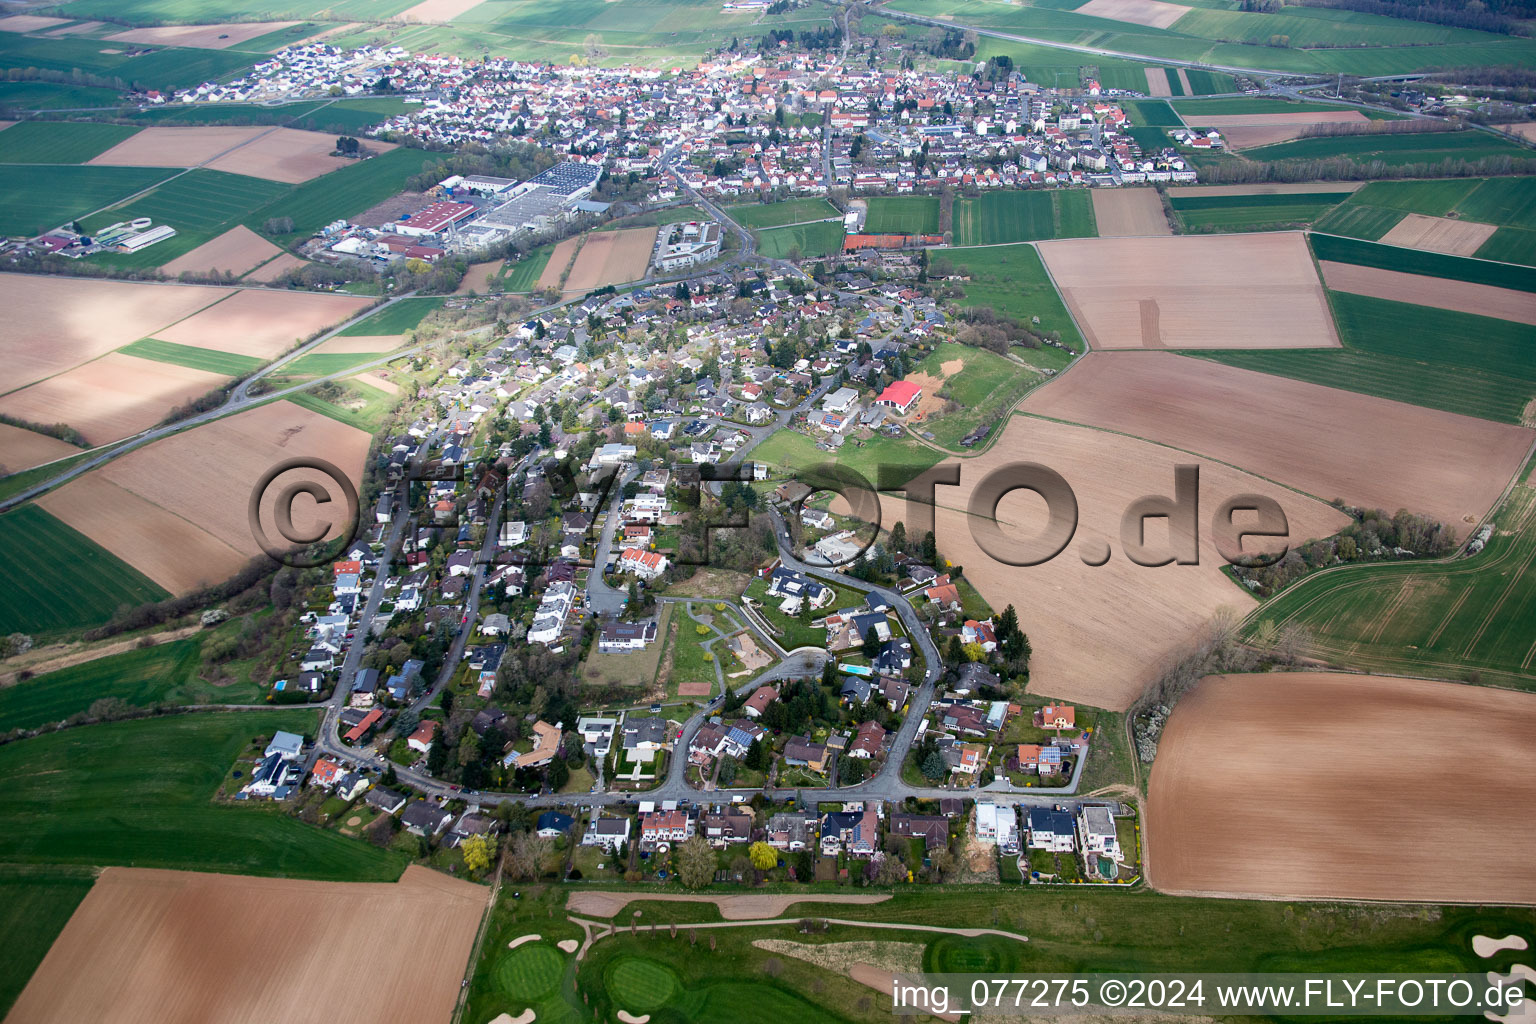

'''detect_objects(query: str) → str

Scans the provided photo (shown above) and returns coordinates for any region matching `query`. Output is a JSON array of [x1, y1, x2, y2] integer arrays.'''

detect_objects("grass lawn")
[[1196, 291, 1536, 424], [952, 190, 1096, 246], [0, 164, 174, 237], [865, 195, 940, 235], [911, 342, 1042, 449], [0, 505, 169, 637], [1247, 480, 1536, 689], [583, 604, 671, 688], [725, 197, 840, 230], [0, 866, 95, 1018], [665, 607, 722, 695], [463, 886, 584, 1024], [755, 220, 844, 260], [79, 167, 292, 270], [118, 338, 264, 376], [0, 121, 140, 164], [335, 295, 442, 336], [0, 710, 407, 879], [744, 576, 868, 651], [245, 146, 433, 236], [748, 427, 941, 490], [502, 243, 555, 291], [0, 632, 271, 731], [286, 380, 398, 432], [936, 243, 1085, 350], [1171, 190, 1353, 232]]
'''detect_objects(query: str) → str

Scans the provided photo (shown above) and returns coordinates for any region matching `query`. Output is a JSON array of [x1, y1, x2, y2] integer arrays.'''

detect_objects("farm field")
[[1200, 291, 1536, 425], [1122, 98, 1182, 126], [336, 295, 442, 335], [1090, 187, 1169, 236], [1378, 212, 1497, 255], [0, 81, 123, 111], [936, 243, 1084, 350], [0, 34, 257, 92], [755, 219, 845, 260], [724, 197, 840, 230], [952, 190, 1096, 246], [1245, 128, 1530, 166], [1310, 232, 1536, 292], [0, 868, 94, 1020], [1170, 181, 1365, 197], [1319, 261, 1536, 325], [0, 709, 407, 878], [117, 337, 264, 375], [87, 125, 268, 169], [12, 865, 484, 1024], [1169, 190, 1352, 231], [1251, 479, 1536, 683], [283, 96, 413, 133], [1037, 232, 1335, 349], [100, 20, 303, 49], [207, 126, 395, 184], [0, 423, 80, 474], [1018, 351, 1534, 535], [0, 275, 229, 394], [865, 414, 1349, 710], [1476, 226, 1536, 266], [160, 224, 285, 277], [564, 226, 655, 292], [287, 378, 398, 433], [153, 287, 374, 359], [79, 168, 292, 270], [1148, 672, 1536, 902], [502, 243, 554, 291], [908, 342, 1043, 449], [0, 164, 174, 237], [0, 505, 169, 636], [0, 121, 139, 164], [864, 195, 939, 235], [0, 351, 227, 445], [244, 145, 431, 235], [0, 634, 267, 731], [1312, 177, 1536, 262], [39, 398, 372, 592]]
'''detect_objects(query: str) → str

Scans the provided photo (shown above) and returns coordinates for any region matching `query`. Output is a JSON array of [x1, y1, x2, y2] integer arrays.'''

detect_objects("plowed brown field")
[[161, 226, 283, 278], [205, 128, 396, 184], [1147, 672, 1536, 903], [103, 21, 300, 48], [0, 423, 79, 473], [1378, 213, 1499, 257], [89, 126, 269, 168], [0, 352, 227, 445], [1076, 0, 1189, 27], [1019, 351, 1534, 536], [1091, 188, 1170, 237], [565, 227, 656, 292], [1319, 260, 1536, 326], [154, 288, 374, 359], [9, 865, 486, 1024]]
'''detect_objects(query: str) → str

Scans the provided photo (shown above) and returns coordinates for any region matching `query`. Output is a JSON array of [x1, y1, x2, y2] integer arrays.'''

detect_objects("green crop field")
[[286, 97, 415, 134], [1250, 480, 1536, 687], [0, 81, 125, 111], [749, 428, 940, 489], [0, 164, 173, 237], [1170, 190, 1352, 231], [0, 506, 169, 636], [724, 198, 840, 230], [1123, 99, 1182, 127], [1244, 129, 1529, 167], [1173, 97, 1354, 117], [287, 379, 398, 433], [952, 190, 1096, 246], [1476, 226, 1536, 267], [1457, 175, 1536, 231], [1310, 202, 1406, 240], [126, 100, 326, 126], [936, 243, 1084, 350], [1311, 232, 1536, 292], [0, 867, 94, 1018], [335, 295, 440, 336], [503, 243, 554, 291], [118, 338, 264, 376], [0, 121, 139, 165], [245, 146, 432, 236], [0, 633, 268, 732], [754, 220, 844, 260], [0, 709, 408, 879], [80, 167, 291, 268], [1344, 178, 1483, 216], [864, 195, 940, 235], [912, 342, 1044, 448], [1197, 291, 1536, 424], [54, 0, 417, 21], [283, 351, 390, 377]]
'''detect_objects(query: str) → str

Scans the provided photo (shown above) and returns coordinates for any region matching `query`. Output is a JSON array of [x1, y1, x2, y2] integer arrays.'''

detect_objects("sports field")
[[1199, 291, 1536, 424], [725, 197, 840, 230], [0, 164, 172, 237], [755, 220, 845, 260], [864, 195, 940, 235], [937, 243, 1083, 350], [80, 168, 292, 269], [0, 709, 407, 878], [335, 295, 443, 335], [1170, 190, 1352, 231], [952, 190, 1096, 246], [1249, 477, 1536, 685], [0, 121, 139, 164], [0, 506, 169, 636]]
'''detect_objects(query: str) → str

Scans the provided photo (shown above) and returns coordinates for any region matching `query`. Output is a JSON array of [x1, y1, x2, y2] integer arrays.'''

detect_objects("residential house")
[[702, 810, 752, 847], [891, 813, 950, 851], [407, 720, 438, 754], [401, 800, 452, 837], [576, 716, 618, 756], [782, 735, 829, 772], [508, 719, 562, 769], [581, 815, 631, 852], [265, 731, 304, 761], [1039, 704, 1076, 730], [742, 685, 779, 719], [976, 802, 1019, 853], [445, 812, 501, 849], [621, 716, 670, 762], [366, 786, 408, 815], [536, 811, 575, 838], [618, 547, 669, 580], [1077, 804, 1121, 860], [598, 619, 658, 653], [848, 719, 886, 759], [819, 803, 880, 857], [765, 811, 818, 851], [640, 808, 694, 848], [1027, 807, 1076, 853]]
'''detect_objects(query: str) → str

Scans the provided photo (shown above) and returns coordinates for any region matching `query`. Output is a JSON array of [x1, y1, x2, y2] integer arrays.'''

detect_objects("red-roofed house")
[[344, 708, 383, 743], [876, 379, 922, 415], [1038, 704, 1076, 730], [407, 720, 439, 754], [743, 685, 779, 718], [619, 547, 669, 580], [849, 719, 886, 759], [311, 757, 344, 788]]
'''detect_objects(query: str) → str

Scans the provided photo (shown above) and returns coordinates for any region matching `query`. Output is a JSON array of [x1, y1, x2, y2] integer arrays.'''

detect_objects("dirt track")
[[9, 865, 486, 1024], [1379, 213, 1498, 257], [566, 891, 890, 920], [1319, 260, 1536, 326], [1039, 233, 1336, 350], [1019, 351, 1535, 536], [1091, 189, 1170, 237], [1147, 672, 1536, 904]]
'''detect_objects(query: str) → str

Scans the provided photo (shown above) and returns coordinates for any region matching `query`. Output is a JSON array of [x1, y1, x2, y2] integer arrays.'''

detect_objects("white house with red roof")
[[618, 547, 669, 580], [876, 379, 922, 415]]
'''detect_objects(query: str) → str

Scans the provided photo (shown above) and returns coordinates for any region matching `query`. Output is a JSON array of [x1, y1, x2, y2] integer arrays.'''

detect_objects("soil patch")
[[206, 127, 396, 184], [455, 259, 504, 294], [0, 422, 80, 474], [677, 682, 712, 696], [242, 253, 308, 283], [1092, 188, 1170, 237], [1143, 68, 1172, 97], [564, 227, 656, 294], [161, 226, 283, 278], [1076, 0, 1190, 27], [89, 126, 269, 168], [537, 235, 582, 292], [104, 22, 301, 49], [1147, 672, 1536, 903], [0, 14, 71, 32]]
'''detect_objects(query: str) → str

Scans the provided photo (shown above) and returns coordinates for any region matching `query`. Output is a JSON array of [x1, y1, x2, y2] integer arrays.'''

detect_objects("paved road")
[[585, 466, 639, 616]]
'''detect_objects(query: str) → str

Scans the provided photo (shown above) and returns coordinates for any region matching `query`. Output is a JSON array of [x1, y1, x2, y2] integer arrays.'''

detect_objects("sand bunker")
[[9, 866, 486, 1024], [565, 891, 890, 920], [1147, 673, 1536, 904], [161, 226, 283, 278], [616, 1013, 650, 1024], [557, 939, 578, 953], [1092, 188, 1170, 237], [508, 933, 542, 949], [1038, 233, 1337, 349], [1476, 935, 1530, 957]]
